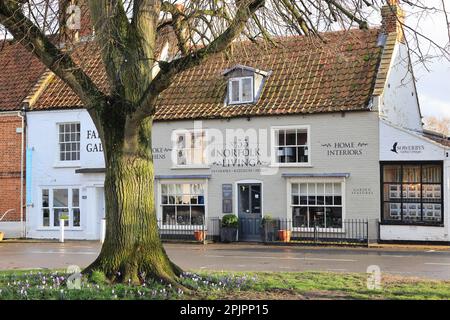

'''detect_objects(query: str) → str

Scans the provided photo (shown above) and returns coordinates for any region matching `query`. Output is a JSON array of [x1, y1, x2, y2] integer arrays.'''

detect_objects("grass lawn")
[[0, 269, 449, 300]]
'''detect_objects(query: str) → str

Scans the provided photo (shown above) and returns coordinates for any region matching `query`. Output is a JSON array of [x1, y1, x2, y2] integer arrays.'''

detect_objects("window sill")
[[292, 227, 345, 233], [171, 165, 210, 170], [36, 227, 83, 231], [159, 225, 206, 230], [53, 161, 81, 169], [270, 163, 312, 168], [380, 221, 444, 228]]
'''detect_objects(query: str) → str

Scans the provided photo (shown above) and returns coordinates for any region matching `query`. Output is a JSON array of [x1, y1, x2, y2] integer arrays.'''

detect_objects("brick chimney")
[[381, 0, 405, 42], [59, 0, 93, 43]]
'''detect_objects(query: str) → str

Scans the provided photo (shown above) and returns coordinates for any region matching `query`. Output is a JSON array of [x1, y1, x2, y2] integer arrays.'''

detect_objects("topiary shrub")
[[221, 214, 238, 228]]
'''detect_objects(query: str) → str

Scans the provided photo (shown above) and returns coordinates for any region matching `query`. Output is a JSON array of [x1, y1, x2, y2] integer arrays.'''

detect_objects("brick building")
[[0, 40, 46, 237]]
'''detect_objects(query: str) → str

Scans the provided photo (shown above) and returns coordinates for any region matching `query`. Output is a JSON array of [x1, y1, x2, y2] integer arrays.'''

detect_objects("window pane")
[[326, 207, 342, 228], [163, 206, 176, 225], [296, 146, 308, 163], [161, 184, 168, 195], [384, 202, 401, 221], [43, 209, 50, 227], [402, 203, 421, 222], [422, 184, 441, 202], [241, 78, 252, 102], [277, 130, 285, 146], [72, 189, 79, 207], [42, 189, 49, 207], [402, 184, 421, 200], [191, 206, 205, 225], [231, 80, 240, 102], [53, 189, 68, 207], [403, 165, 421, 182], [297, 131, 307, 145], [334, 183, 342, 195], [285, 130, 296, 145], [309, 207, 325, 228], [384, 184, 401, 201], [423, 204, 442, 223], [383, 165, 402, 182], [422, 165, 441, 183], [54, 208, 69, 227], [292, 207, 308, 227], [176, 206, 190, 225], [73, 208, 81, 227]]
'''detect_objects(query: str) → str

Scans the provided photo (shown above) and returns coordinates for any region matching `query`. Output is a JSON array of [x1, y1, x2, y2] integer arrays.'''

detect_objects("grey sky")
[[404, 0, 450, 119]]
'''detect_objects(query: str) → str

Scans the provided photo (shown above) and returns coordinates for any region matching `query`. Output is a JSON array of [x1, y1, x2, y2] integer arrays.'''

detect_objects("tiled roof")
[[0, 40, 47, 111], [423, 131, 450, 148], [33, 28, 384, 120]]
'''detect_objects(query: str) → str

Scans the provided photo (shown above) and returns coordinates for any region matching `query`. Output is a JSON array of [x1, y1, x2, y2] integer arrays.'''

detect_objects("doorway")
[[237, 183, 262, 241]]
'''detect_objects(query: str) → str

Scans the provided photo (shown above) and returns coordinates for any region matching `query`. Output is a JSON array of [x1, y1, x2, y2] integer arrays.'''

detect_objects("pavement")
[[1, 241, 450, 280]]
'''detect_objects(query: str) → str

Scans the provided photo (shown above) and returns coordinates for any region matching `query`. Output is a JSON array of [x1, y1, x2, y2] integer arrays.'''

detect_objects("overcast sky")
[[402, 0, 450, 119]]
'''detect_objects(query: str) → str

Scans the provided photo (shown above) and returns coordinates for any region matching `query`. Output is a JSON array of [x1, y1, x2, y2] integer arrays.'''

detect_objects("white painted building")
[[21, 5, 450, 243]]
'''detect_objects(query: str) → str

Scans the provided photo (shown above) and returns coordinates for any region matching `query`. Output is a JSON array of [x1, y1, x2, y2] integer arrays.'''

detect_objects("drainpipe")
[[18, 107, 26, 238]]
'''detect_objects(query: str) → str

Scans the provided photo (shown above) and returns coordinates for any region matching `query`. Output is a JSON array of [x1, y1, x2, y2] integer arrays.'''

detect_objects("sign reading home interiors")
[[322, 141, 369, 157]]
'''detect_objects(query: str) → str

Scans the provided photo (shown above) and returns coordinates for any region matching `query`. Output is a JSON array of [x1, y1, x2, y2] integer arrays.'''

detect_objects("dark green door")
[[238, 184, 262, 241]]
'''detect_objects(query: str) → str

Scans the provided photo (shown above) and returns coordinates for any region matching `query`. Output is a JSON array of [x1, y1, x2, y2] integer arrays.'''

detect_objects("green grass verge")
[[0, 269, 449, 300]]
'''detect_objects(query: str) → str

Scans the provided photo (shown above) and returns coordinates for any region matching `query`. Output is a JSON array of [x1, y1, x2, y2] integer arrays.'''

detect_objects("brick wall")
[[0, 114, 24, 222]]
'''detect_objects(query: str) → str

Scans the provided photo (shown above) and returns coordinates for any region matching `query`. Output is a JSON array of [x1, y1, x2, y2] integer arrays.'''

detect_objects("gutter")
[[17, 108, 25, 238]]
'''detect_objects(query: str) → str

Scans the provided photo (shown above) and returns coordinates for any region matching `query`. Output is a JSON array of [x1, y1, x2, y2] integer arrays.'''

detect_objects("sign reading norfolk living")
[[211, 138, 269, 173]]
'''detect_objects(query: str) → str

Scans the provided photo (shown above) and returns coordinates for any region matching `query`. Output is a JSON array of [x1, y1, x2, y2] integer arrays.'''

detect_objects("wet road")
[[1, 242, 450, 280]]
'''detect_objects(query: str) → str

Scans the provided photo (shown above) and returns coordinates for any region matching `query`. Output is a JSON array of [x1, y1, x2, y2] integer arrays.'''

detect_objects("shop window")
[[58, 123, 80, 161], [273, 127, 309, 165], [41, 187, 81, 228], [291, 182, 343, 228], [381, 162, 443, 225], [174, 130, 206, 166], [161, 183, 205, 225]]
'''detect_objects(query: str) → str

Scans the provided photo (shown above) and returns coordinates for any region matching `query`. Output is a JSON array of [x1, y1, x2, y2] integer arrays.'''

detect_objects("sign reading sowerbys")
[[380, 121, 446, 161]]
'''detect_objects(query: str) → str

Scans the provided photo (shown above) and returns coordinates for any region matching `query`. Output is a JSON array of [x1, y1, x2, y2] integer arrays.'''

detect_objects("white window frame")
[[172, 129, 209, 169], [228, 76, 254, 105], [157, 179, 208, 229], [39, 187, 82, 230], [286, 178, 346, 232], [271, 125, 311, 167], [55, 122, 81, 168]]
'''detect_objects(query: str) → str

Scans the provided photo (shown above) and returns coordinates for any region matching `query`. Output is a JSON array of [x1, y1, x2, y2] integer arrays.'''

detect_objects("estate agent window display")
[[381, 162, 444, 225]]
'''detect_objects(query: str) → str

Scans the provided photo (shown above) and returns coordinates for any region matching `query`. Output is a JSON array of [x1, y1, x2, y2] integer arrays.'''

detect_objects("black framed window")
[[381, 162, 443, 225]]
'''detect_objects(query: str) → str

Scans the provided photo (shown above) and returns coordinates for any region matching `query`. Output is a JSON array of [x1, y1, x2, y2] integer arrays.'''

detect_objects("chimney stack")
[[381, 0, 405, 42], [59, 0, 93, 44]]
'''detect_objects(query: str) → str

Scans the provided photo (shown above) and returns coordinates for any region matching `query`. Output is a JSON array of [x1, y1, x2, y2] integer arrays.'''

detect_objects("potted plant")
[[260, 215, 276, 242], [220, 214, 239, 243], [278, 229, 292, 242], [194, 230, 206, 242]]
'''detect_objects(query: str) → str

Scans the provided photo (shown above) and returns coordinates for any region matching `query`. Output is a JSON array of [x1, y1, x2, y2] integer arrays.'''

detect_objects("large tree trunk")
[[84, 112, 182, 285]]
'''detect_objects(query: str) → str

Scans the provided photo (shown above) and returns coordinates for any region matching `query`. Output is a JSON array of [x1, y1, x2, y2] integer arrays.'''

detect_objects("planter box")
[[194, 230, 206, 242], [220, 227, 238, 243], [278, 230, 292, 242]]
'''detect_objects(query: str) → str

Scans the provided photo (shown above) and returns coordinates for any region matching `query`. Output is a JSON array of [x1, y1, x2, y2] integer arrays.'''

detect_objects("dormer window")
[[229, 77, 254, 104], [223, 64, 270, 106]]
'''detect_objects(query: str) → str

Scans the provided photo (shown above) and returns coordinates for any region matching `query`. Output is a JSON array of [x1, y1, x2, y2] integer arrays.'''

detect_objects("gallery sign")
[[380, 121, 446, 161]]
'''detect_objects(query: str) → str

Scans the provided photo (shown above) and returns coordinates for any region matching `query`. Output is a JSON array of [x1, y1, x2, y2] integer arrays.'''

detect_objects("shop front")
[[379, 120, 450, 242]]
